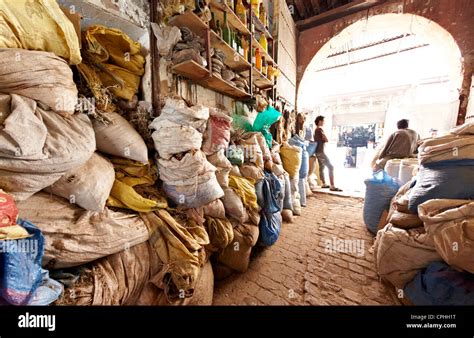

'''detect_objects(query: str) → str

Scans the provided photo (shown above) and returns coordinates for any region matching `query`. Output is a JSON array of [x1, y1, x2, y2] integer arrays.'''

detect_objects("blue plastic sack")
[[259, 212, 282, 246], [408, 161, 474, 213], [404, 261, 474, 305], [363, 171, 400, 234], [257, 170, 282, 214], [28, 269, 63, 306], [306, 142, 318, 157], [0, 219, 44, 305]]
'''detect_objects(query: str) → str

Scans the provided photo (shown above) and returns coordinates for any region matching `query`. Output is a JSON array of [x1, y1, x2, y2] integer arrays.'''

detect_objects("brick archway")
[[296, 0, 474, 124]]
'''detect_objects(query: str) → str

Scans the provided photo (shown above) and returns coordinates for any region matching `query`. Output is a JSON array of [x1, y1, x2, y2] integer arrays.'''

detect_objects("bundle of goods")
[[374, 224, 441, 289], [385, 180, 423, 230], [211, 49, 226, 79], [232, 74, 249, 92], [202, 108, 233, 155], [141, 210, 210, 300], [171, 27, 206, 67], [363, 170, 399, 234], [17, 193, 150, 269], [288, 134, 309, 207], [408, 121, 474, 213], [403, 261, 474, 305], [216, 220, 260, 274], [161, 0, 196, 21], [256, 171, 283, 246], [0, 0, 81, 64], [398, 158, 418, 185], [280, 142, 302, 215], [1, 192, 62, 305], [80, 25, 145, 102], [418, 199, 474, 273], [0, 49, 95, 201], [151, 24, 182, 58]]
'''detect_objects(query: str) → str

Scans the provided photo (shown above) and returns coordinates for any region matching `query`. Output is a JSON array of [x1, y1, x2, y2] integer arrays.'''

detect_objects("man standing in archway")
[[314, 115, 342, 192], [374, 119, 420, 171]]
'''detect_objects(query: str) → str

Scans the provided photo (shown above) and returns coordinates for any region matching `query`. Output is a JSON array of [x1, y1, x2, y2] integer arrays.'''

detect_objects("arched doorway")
[[297, 13, 463, 195]]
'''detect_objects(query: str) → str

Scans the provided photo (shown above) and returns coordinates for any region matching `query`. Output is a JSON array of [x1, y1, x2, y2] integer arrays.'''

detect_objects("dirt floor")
[[213, 192, 399, 305]]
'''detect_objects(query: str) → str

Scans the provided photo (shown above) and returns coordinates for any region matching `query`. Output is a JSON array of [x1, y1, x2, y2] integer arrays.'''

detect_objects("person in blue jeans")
[[314, 115, 342, 192]]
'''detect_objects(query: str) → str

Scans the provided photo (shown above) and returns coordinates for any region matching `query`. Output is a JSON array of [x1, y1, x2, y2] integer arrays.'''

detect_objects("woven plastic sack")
[[280, 142, 302, 178], [46, 153, 115, 212], [0, 1, 81, 64], [408, 161, 474, 213], [404, 261, 474, 305], [226, 145, 244, 166], [202, 109, 232, 155], [0, 219, 44, 305], [93, 112, 148, 163], [363, 171, 399, 234]]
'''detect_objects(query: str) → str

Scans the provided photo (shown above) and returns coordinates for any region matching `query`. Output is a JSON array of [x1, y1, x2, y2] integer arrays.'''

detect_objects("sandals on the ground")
[[321, 185, 330, 189], [330, 187, 343, 192]]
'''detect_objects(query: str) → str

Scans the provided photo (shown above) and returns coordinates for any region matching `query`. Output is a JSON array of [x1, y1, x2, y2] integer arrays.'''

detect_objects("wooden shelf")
[[210, 30, 251, 72], [251, 12, 272, 39], [172, 60, 250, 99], [168, 11, 208, 38], [251, 36, 274, 65], [210, 0, 250, 36]]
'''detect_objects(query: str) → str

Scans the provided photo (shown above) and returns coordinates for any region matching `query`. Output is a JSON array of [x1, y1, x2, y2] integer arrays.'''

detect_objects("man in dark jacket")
[[374, 119, 420, 171], [314, 115, 342, 192]]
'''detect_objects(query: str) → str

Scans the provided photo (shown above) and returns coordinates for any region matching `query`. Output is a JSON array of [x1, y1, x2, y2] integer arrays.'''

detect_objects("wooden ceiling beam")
[[294, 0, 309, 19], [296, 0, 384, 31], [310, 0, 321, 15]]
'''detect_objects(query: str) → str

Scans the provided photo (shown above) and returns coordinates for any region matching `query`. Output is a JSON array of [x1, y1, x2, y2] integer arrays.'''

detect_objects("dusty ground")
[[213, 192, 398, 305]]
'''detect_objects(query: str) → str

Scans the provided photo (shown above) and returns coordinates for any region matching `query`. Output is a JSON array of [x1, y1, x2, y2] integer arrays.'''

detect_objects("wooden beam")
[[150, 0, 161, 115], [296, 0, 384, 31], [310, 0, 321, 15], [294, 0, 309, 19]]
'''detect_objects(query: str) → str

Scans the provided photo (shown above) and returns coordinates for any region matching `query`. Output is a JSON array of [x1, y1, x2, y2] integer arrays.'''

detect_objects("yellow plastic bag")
[[82, 25, 145, 101], [0, 225, 29, 240], [107, 158, 167, 212], [228, 175, 259, 211], [280, 142, 302, 178], [0, 0, 81, 64]]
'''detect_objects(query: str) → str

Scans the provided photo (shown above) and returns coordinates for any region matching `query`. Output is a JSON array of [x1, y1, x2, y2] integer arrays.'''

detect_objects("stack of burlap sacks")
[[0, 1, 217, 306], [374, 122, 474, 305]]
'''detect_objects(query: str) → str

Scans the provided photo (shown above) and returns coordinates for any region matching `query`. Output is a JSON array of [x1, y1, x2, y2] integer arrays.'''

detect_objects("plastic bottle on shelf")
[[259, 33, 268, 52], [235, 0, 247, 25], [242, 37, 249, 61], [251, 0, 260, 17], [262, 56, 268, 76], [255, 48, 262, 72], [251, 47, 256, 66], [259, 3, 267, 27], [223, 11, 232, 45]]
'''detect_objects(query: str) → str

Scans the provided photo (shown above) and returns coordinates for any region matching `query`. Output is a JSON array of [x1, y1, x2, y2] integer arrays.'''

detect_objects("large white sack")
[[222, 187, 249, 223], [151, 119, 203, 160], [17, 193, 150, 269], [45, 153, 115, 212], [157, 150, 215, 186], [419, 199, 474, 273], [0, 95, 95, 201], [151, 97, 209, 131], [92, 112, 148, 163], [374, 224, 441, 289]]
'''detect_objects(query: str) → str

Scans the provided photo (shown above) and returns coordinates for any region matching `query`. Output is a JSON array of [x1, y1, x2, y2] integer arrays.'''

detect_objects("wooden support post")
[[150, 0, 161, 115]]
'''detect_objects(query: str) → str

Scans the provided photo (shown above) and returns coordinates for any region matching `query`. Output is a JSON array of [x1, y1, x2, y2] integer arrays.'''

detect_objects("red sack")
[[0, 190, 18, 227]]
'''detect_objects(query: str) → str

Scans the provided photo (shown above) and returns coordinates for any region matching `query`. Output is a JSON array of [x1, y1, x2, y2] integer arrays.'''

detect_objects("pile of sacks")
[[374, 122, 474, 305]]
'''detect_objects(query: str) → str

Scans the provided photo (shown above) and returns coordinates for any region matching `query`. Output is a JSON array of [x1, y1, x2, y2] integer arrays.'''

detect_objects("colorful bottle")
[[262, 56, 268, 76], [255, 48, 262, 72], [210, 12, 217, 33], [223, 11, 231, 45], [259, 33, 268, 52], [236, 0, 247, 25], [251, 48, 256, 66], [242, 37, 249, 61], [259, 3, 266, 26], [251, 0, 260, 17]]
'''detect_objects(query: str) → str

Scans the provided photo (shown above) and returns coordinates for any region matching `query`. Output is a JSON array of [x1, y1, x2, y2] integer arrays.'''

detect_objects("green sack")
[[227, 145, 244, 166]]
